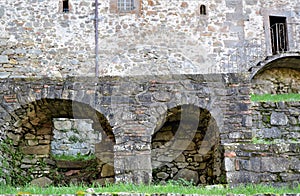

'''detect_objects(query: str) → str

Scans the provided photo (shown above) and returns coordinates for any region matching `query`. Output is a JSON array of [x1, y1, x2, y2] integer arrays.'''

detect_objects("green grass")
[[251, 93, 300, 102], [251, 137, 279, 144], [0, 183, 299, 195]]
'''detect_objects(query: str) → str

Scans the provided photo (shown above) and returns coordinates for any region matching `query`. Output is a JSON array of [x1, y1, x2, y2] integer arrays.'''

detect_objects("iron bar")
[[95, 0, 99, 77]]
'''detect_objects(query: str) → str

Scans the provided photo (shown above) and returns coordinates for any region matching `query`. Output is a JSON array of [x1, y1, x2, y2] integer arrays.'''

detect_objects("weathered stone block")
[[30, 177, 52, 187], [290, 157, 300, 172], [261, 157, 288, 173], [226, 171, 260, 184], [280, 173, 300, 181], [270, 112, 288, 125], [257, 127, 281, 139], [22, 145, 50, 155], [53, 120, 72, 130], [174, 168, 199, 184], [239, 157, 261, 172], [0, 55, 8, 63], [56, 159, 95, 169], [242, 115, 252, 127], [156, 172, 169, 180], [224, 157, 236, 172], [101, 164, 115, 177]]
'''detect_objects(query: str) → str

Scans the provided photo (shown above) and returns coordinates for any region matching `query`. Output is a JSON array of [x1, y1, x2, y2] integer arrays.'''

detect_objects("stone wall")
[[252, 101, 300, 144], [0, 96, 115, 185], [223, 101, 300, 186], [225, 143, 300, 186], [52, 118, 100, 156], [0, 0, 300, 77], [0, 74, 252, 185], [152, 105, 226, 185]]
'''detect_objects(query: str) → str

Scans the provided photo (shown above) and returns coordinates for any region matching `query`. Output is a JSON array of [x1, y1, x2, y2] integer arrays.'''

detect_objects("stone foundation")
[[225, 143, 300, 186]]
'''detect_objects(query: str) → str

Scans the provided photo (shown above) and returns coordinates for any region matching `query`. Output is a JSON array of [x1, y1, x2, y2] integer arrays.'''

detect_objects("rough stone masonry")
[[0, 0, 299, 186]]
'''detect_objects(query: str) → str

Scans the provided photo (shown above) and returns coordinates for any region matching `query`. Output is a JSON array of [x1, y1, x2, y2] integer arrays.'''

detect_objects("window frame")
[[262, 9, 292, 56], [59, 0, 71, 13], [110, 0, 141, 15], [63, 0, 69, 13], [117, 0, 134, 13]]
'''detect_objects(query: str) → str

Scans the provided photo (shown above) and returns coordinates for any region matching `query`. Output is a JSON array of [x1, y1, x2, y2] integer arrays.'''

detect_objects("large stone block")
[[21, 145, 50, 155], [261, 157, 288, 173], [174, 168, 199, 184], [257, 127, 281, 139], [115, 154, 151, 170]]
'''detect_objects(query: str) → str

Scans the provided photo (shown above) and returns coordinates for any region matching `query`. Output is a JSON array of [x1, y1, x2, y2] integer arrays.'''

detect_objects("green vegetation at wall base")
[[0, 183, 299, 195]]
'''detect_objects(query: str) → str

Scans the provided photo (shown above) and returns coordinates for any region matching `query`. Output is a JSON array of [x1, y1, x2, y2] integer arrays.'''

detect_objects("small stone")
[[22, 157, 38, 164], [53, 120, 72, 130], [156, 172, 169, 179], [86, 188, 95, 193], [9, 59, 18, 65], [27, 139, 39, 146]]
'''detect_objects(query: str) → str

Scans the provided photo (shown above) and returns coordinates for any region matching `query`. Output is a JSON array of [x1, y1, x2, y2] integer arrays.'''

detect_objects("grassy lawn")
[[251, 93, 300, 102], [0, 183, 299, 195]]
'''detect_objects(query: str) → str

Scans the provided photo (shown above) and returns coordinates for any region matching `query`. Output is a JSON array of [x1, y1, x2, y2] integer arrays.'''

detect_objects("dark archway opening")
[[251, 57, 300, 94], [151, 105, 226, 185], [2, 98, 115, 186]]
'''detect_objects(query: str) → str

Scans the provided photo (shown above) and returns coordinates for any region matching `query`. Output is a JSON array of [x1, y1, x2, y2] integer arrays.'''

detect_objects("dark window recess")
[[269, 16, 288, 54], [118, 0, 134, 12], [63, 0, 69, 13], [200, 5, 206, 15]]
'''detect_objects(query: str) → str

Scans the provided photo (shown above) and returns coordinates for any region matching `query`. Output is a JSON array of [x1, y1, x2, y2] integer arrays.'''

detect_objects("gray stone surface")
[[0, 55, 8, 64], [257, 127, 281, 139], [51, 118, 100, 156], [174, 169, 199, 184], [271, 112, 288, 126], [30, 177, 53, 187]]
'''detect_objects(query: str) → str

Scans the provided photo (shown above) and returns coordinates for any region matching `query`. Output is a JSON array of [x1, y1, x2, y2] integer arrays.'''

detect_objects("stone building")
[[0, 0, 299, 186]]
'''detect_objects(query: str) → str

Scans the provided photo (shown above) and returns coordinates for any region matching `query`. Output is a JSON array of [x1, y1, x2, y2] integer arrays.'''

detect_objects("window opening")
[[200, 5, 206, 15], [63, 0, 69, 13], [118, 0, 134, 12], [269, 16, 288, 54]]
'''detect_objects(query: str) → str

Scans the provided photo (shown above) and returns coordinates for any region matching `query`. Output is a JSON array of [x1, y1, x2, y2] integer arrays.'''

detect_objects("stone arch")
[[151, 104, 226, 185], [0, 98, 115, 186], [251, 55, 300, 94]]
